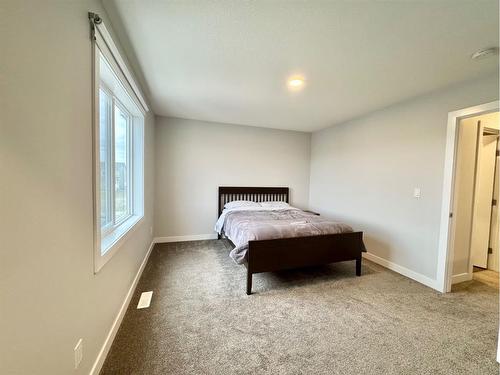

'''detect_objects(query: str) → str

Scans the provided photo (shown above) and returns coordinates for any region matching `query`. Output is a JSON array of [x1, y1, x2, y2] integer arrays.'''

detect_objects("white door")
[[488, 146, 499, 272], [470, 125, 498, 269]]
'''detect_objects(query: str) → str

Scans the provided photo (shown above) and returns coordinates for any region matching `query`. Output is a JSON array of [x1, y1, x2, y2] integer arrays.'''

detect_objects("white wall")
[[309, 75, 499, 282], [154, 117, 311, 238], [0, 1, 154, 374]]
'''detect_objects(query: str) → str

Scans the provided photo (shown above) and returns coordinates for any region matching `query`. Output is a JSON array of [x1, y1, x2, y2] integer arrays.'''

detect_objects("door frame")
[[436, 100, 499, 293], [488, 140, 500, 272], [470, 128, 499, 269]]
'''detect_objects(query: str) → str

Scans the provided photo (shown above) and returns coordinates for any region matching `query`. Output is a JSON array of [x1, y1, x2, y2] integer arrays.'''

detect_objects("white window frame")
[[99, 84, 135, 235], [91, 16, 148, 273]]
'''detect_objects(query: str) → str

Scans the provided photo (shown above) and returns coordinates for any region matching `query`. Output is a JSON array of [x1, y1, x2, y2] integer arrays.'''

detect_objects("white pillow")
[[260, 201, 290, 209], [224, 200, 260, 209]]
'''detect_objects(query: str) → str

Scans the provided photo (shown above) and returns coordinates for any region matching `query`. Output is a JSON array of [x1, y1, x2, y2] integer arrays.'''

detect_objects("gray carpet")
[[101, 240, 499, 375]]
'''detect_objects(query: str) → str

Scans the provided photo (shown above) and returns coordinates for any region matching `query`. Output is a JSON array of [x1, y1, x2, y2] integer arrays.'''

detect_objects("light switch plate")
[[137, 291, 153, 309], [413, 188, 421, 198]]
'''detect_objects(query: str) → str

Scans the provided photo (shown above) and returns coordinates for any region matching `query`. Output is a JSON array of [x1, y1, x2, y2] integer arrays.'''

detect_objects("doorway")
[[449, 111, 499, 289], [437, 101, 500, 294]]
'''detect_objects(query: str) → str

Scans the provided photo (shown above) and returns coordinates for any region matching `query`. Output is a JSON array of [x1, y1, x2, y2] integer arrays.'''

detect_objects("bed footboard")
[[245, 232, 365, 295]]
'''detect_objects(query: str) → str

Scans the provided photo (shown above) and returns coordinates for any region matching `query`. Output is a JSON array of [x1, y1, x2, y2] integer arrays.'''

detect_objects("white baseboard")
[[451, 272, 472, 285], [154, 233, 218, 243], [363, 252, 438, 291], [89, 239, 155, 375]]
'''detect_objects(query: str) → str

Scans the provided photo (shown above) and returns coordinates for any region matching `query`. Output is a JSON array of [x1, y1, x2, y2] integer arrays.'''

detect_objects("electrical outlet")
[[74, 339, 83, 369]]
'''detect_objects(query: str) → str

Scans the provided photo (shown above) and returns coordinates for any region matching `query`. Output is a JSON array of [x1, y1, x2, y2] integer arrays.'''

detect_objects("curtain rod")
[[88, 12, 102, 25], [88, 12, 102, 40], [87, 11, 150, 113]]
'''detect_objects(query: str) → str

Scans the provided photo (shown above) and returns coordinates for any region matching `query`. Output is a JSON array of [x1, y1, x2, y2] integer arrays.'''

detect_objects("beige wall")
[[0, 1, 155, 374], [154, 117, 311, 238], [309, 75, 499, 280], [452, 112, 499, 277]]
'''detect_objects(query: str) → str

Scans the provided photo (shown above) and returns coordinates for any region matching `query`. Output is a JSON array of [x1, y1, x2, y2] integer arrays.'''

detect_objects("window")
[[99, 83, 133, 233], [91, 15, 148, 272]]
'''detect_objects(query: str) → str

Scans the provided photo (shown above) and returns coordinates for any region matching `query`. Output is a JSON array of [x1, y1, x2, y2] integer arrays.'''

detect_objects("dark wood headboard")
[[218, 186, 289, 217]]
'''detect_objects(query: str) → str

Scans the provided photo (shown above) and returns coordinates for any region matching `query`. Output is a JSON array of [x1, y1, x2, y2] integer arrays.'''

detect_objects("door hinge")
[[496, 150, 499, 157], [488, 247, 493, 254], [493, 199, 497, 207], [449, 212, 453, 218]]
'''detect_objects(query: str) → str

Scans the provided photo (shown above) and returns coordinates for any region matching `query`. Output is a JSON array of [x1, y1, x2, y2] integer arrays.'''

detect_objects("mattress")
[[215, 207, 353, 264]]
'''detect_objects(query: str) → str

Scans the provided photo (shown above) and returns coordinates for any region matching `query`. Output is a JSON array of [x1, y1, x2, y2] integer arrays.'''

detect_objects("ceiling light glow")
[[287, 76, 305, 91], [289, 79, 304, 87]]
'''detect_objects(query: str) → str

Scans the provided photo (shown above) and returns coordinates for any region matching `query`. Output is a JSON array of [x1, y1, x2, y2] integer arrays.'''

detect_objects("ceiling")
[[104, 0, 499, 132]]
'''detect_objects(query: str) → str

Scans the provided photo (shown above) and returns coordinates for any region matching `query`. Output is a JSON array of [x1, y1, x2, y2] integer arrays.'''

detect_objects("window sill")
[[95, 214, 144, 273]]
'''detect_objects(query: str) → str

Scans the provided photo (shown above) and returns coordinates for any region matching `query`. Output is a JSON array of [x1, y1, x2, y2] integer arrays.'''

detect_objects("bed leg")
[[246, 271, 252, 295], [356, 256, 362, 276]]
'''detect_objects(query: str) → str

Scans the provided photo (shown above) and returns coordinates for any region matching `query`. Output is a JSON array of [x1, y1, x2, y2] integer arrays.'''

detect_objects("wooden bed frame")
[[218, 186, 365, 294]]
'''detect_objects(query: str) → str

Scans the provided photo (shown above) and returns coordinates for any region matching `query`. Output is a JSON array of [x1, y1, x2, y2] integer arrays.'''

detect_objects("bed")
[[216, 186, 366, 294]]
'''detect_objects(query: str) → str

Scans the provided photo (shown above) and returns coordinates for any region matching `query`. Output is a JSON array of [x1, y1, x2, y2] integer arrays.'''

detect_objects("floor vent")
[[137, 291, 153, 309]]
